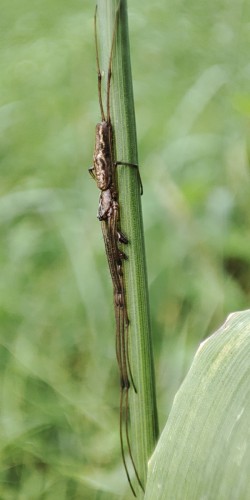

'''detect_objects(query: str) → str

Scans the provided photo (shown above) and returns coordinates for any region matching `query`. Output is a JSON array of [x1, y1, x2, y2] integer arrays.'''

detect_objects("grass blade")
[[96, 0, 159, 495]]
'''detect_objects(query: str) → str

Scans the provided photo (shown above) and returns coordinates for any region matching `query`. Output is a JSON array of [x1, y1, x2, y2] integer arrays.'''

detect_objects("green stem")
[[96, 0, 159, 495]]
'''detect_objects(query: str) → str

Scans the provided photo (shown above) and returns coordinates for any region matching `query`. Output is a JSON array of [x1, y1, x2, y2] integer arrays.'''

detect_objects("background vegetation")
[[1, 0, 250, 498]]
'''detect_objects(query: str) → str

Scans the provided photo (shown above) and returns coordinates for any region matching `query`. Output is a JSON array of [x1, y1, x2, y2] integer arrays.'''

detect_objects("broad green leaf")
[[145, 310, 250, 500]]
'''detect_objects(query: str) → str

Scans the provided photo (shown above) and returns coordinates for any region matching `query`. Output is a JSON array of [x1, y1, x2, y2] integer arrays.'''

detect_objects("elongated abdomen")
[[92, 121, 113, 190]]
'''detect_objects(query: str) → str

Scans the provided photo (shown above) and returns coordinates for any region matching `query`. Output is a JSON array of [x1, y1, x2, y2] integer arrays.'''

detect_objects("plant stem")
[[96, 0, 159, 495]]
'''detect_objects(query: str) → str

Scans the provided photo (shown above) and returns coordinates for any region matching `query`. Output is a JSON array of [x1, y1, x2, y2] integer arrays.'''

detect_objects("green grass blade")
[[96, 0, 159, 495]]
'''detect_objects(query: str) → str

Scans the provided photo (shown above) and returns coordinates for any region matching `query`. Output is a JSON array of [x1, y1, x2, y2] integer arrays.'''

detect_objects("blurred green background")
[[1, 0, 250, 498]]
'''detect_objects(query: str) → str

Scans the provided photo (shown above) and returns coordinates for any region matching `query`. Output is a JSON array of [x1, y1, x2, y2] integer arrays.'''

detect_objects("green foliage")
[[145, 311, 250, 500], [1, 0, 250, 498], [96, 0, 158, 493]]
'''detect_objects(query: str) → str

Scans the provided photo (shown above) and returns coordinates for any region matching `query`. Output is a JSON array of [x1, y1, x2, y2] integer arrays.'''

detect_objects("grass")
[[95, 0, 158, 493], [1, 0, 250, 498]]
